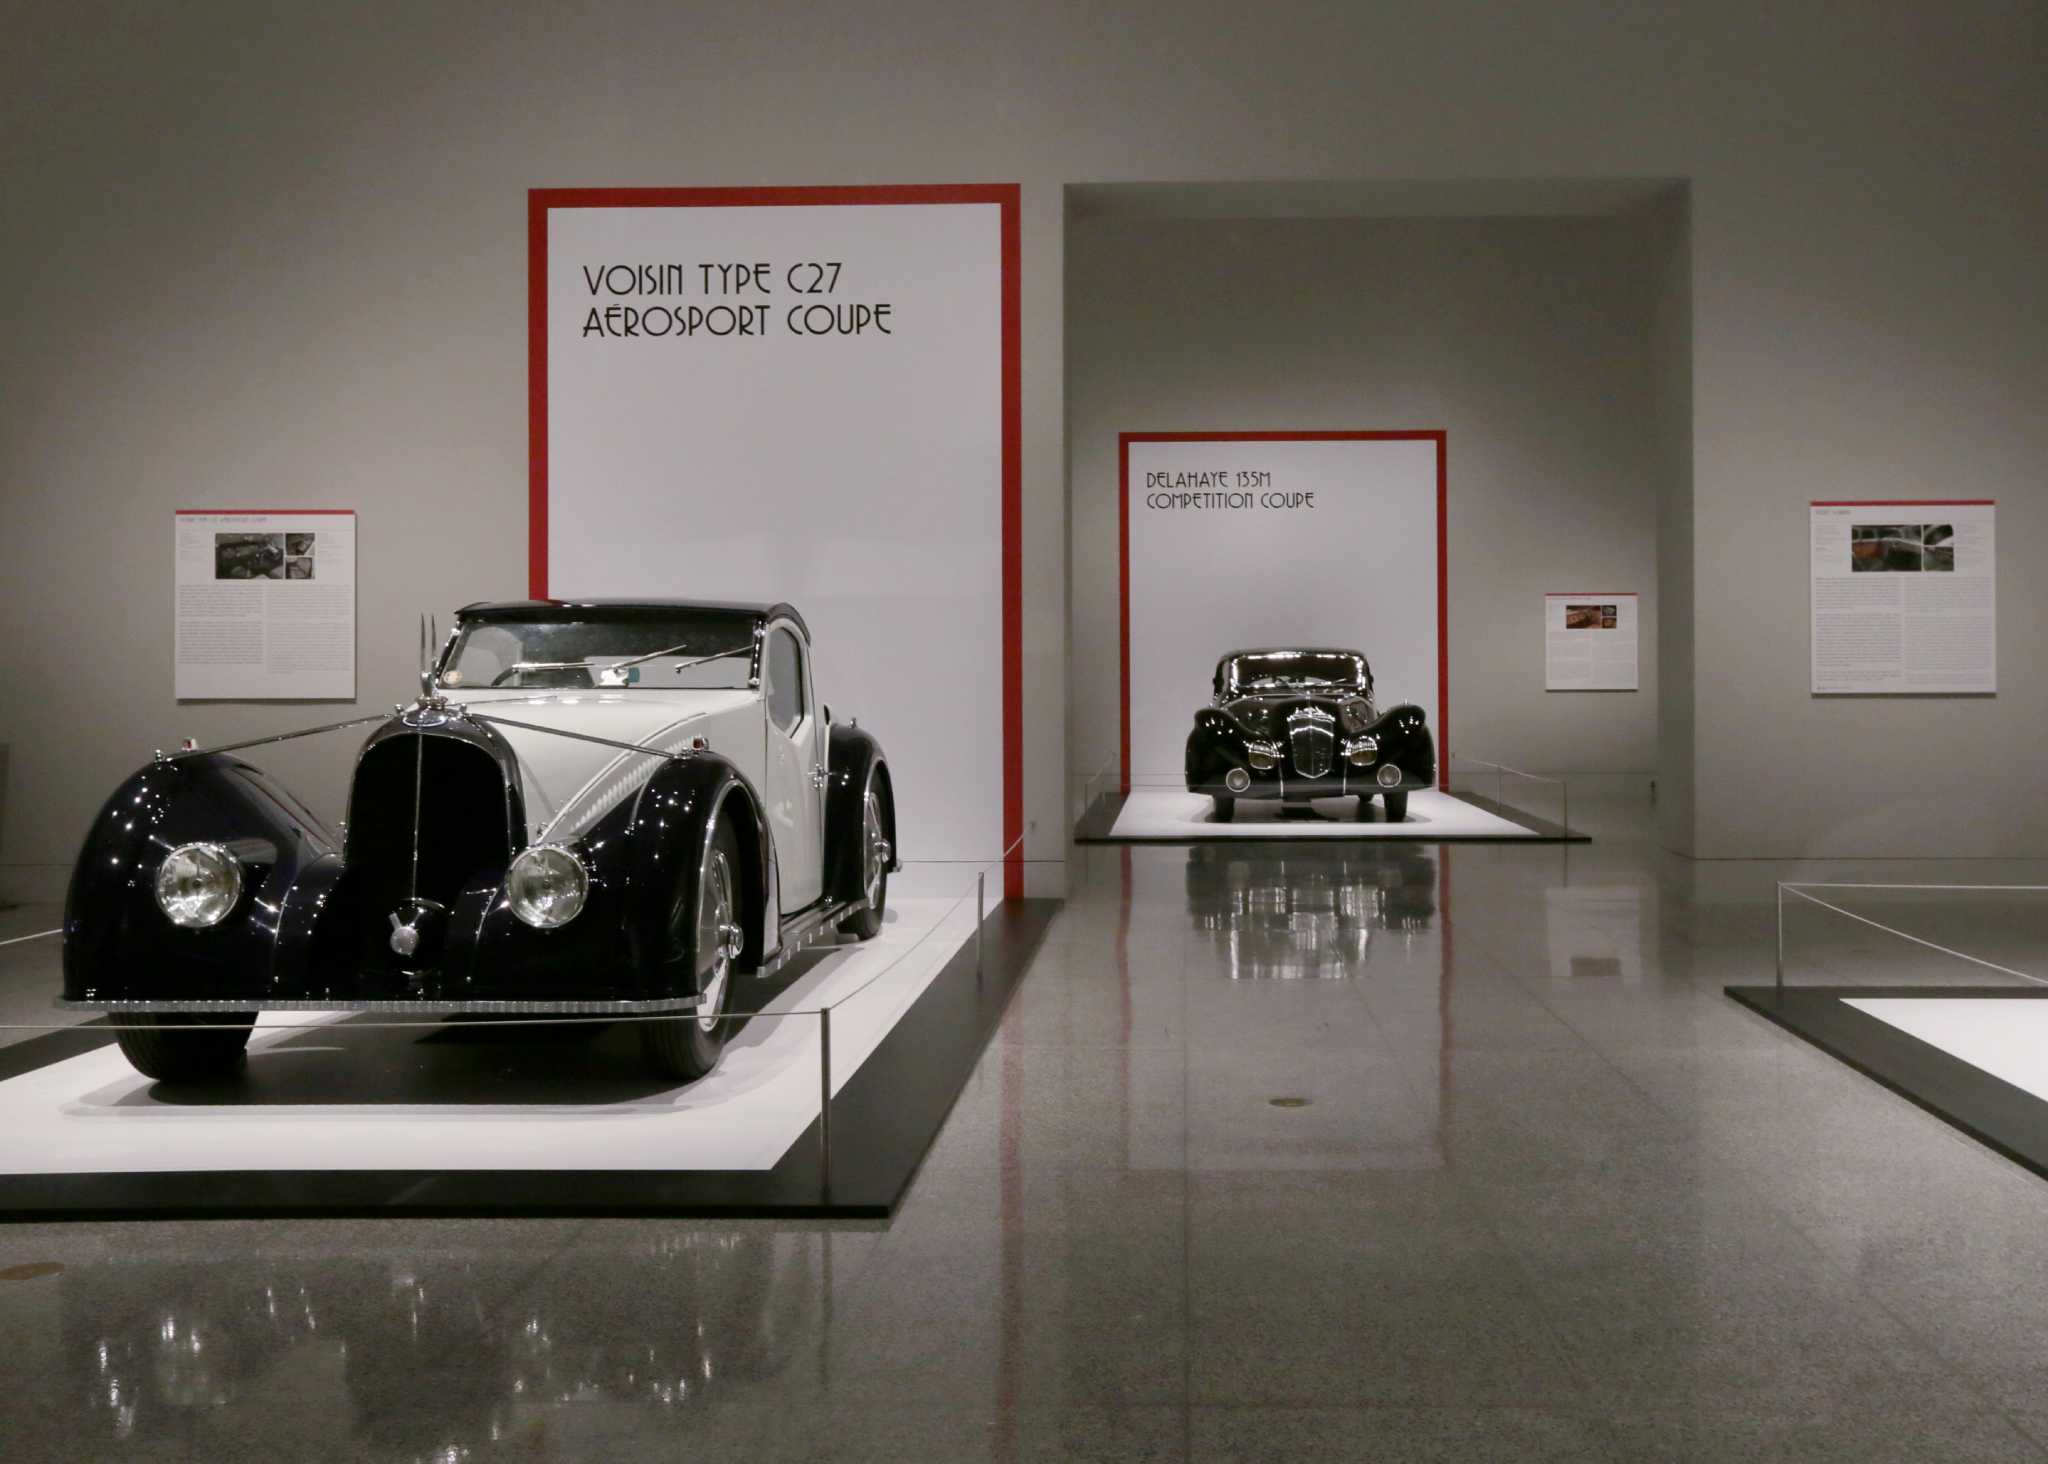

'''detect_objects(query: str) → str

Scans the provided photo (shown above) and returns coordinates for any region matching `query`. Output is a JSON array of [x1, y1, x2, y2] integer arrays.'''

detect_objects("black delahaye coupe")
[[62, 599, 899, 1085], [1184, 648, 1434, 822]]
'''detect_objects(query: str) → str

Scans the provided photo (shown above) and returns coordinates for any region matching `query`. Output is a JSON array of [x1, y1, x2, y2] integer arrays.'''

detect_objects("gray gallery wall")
[[1066, 208, 1667, 798], [3, 0, 2045, 897]]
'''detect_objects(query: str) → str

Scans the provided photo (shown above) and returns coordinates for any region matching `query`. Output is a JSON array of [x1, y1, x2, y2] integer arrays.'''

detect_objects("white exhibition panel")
[[173, 509, 357, 700], [542, 199, 1005, 862], [1543, 592, 1640, 692], [1109, 789, 1537, 841], [0, 898, 973, 1176], [1847, 998, 2048, 1104], [1809, 501, 1997, 694], [1124, 436, 1441, 783]]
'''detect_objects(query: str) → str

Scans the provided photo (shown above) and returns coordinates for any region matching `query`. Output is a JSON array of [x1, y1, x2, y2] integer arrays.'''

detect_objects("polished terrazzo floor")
[[6, 792, 2048, 1461]]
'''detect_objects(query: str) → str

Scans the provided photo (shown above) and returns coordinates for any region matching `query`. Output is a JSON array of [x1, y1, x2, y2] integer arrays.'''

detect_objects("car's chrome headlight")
[[506, 845, 589, 929], [1247, 744, 1280, 770], [154, 843, 243, 928], [1346, 735, 1379, 767]]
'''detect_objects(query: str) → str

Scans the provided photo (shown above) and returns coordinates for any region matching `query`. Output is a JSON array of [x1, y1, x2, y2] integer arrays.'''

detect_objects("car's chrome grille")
[[1289, 724, 1334, 779]]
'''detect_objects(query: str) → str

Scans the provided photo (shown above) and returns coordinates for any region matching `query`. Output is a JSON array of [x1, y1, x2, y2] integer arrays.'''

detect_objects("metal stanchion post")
[[1496, 765, 1503, 811], [1775, 884, 1785, 997], [1562, 778, 1569, 838], [818, 1006, 832, 1196], [976, 870, 985, 977]]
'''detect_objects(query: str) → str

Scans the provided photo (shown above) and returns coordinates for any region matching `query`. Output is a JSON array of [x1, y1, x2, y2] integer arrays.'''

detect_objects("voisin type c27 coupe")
[[1185, 648, 1434, 822], [63, 600, 899, 1084]]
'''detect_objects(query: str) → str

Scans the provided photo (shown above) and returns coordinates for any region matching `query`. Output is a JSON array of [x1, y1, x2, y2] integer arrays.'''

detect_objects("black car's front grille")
[[1289, 723, 1334, 779], [346, 734, 512, 922]]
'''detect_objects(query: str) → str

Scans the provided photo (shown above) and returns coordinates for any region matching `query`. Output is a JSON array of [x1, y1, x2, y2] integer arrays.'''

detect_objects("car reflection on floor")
[[1184, 841, 1438, 980], [65, 1230, 819, 1454]]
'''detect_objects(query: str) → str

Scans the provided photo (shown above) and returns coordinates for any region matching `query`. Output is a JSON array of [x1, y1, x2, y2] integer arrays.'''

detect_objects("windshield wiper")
[[616, 641, 753, 673], [466, 642, 754, 687], [594, 641, 754, 684]]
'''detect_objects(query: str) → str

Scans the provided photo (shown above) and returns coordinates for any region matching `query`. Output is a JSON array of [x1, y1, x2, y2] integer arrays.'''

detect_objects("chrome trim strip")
[[407, 729, 425, 901], [157, 714, 389, 762], [536, 708, 729, 844], [466, 713, 700, 762], [59, 995, 703, 1014]]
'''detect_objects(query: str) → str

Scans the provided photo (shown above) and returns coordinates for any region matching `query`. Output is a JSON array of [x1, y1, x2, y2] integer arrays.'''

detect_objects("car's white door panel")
[[764, 626, 824, 912]]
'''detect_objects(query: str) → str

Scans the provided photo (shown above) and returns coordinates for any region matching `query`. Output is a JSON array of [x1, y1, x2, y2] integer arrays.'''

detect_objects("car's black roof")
[[1218, 647, 1369, 664], [457, 599, 809, 640]]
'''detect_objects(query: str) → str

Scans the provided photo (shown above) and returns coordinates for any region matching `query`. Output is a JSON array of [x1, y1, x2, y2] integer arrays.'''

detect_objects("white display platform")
[[1107, 788, 1547, 842], [0, 897, 973, 1177], [1847, 997, 2048, 1104]]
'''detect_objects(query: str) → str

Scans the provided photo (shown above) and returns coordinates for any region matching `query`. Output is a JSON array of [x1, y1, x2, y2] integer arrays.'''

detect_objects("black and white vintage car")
[[1184, 648, 1435, 822], [62, 599, 899, 1084]]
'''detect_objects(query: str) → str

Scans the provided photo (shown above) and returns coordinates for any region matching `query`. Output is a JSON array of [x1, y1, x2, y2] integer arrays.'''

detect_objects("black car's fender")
[[63, 754, 341, 1004], [823, 723, 897, 906], [615, 754, 772, 998], [1185, 707, 1256, 788], [1365, 703, 1436, 785]]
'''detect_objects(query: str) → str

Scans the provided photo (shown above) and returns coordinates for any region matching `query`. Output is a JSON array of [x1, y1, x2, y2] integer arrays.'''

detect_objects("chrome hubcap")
[[862, 789, 888, 909], [696, 850, 734, 1033]]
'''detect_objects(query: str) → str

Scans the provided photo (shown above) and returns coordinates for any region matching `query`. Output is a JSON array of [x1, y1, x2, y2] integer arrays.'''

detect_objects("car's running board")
[[55, 994, 704, 1015], [764, 898, 864, 974]]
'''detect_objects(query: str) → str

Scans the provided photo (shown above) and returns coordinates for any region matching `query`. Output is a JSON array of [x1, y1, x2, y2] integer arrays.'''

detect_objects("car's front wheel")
[[641, 820, 744, 1082], [114, 1012, 256, 1082], [837, 776, 890, 940], [1381, 791, 1409, 823], [1212, 796, 1235, 823]]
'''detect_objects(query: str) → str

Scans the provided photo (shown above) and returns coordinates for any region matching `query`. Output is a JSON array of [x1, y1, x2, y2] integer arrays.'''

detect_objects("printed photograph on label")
[[1564, 604, 1615, 629], [286, 532, 316, 556], [1921, 524, 1955, 571], [1850, 524, 1924, 572], [214, 533, 285, 580]]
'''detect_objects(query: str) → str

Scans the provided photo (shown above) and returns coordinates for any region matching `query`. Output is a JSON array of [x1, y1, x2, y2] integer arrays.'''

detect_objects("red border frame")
[[529, 184, 1024, 897], [1812, 500, 1994, 507], [174, 509, 355, 516], [1117, 430, 1449, 795]]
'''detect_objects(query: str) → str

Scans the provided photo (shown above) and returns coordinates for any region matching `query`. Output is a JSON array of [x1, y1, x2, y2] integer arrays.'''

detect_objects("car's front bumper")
[[1187, 765, 1425, 802]]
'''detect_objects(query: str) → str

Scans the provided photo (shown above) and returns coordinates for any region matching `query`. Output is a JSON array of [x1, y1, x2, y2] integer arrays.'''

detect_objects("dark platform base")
[[0, 899, 1057, 1221], [1727, 984, 2048, 1185]]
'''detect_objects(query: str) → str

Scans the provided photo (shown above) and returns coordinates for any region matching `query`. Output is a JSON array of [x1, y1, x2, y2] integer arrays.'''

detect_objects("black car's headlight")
[[154, 843, 243, 928], [1346, 735, 1380, 767], [507, 845, 589, 928], [1247, 744, 1280, 770]]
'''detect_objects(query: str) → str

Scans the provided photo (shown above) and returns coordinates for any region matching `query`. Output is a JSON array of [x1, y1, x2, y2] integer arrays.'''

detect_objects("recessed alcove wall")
[[1064, 180, 1691, 827]]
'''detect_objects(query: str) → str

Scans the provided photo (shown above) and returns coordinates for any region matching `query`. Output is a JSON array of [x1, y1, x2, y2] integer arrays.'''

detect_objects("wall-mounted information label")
[[1544, 593, 1639, 691], [173, 510, 356, 699], [1809, 501, 1995, 694]]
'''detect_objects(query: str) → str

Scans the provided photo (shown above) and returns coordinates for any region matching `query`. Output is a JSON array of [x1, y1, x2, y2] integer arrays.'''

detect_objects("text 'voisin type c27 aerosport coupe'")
[[62, 599, 899, 1085]]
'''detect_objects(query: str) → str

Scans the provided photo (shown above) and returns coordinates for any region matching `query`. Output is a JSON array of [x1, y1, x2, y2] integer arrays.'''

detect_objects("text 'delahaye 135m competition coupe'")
[[62, 600, 899, 1084], [1185, 648, 1434, 823]]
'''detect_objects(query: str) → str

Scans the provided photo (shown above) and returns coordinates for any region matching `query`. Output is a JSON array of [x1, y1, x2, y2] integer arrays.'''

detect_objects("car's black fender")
[[823, 724, 896, 906], [63, 753, 341, 1004], [1366, 703, 1436, 785], [614, 754, 772, 998], [1185, 707, 1254, 789]]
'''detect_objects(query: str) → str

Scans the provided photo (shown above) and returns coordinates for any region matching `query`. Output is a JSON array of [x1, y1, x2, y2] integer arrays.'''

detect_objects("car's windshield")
[[1226, 652, 1367, 695], [439, 614, 758, 691]]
